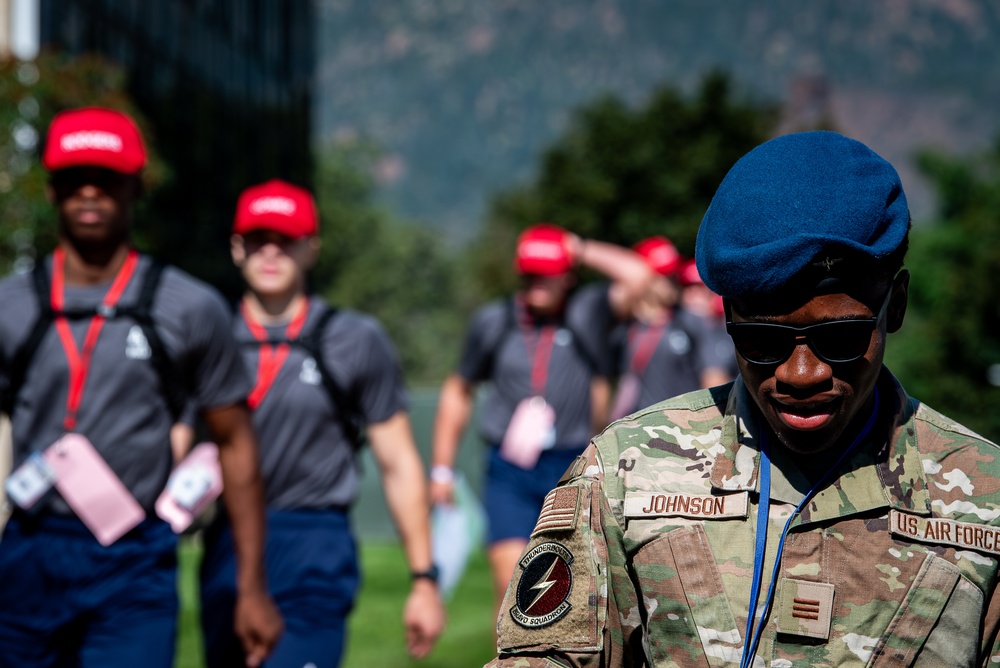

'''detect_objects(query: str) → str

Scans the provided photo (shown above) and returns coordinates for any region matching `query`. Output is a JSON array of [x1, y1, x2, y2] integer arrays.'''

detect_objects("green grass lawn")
[[175, 536, 497, 668]]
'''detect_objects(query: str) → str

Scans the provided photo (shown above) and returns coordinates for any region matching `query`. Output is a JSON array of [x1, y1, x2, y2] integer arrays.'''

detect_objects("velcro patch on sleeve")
[[889, 509, 1000, 556], [623, 491, 749, 520], [532, 487, 580, 536], [497, 482, 604, 654]]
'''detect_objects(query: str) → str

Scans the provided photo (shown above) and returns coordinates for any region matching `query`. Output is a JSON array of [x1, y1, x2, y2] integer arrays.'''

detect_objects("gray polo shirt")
[[458, 283, 614, 448], [236, 297, 409, 510], [0, 254, 251, 512], [614, 307, 725, 411]]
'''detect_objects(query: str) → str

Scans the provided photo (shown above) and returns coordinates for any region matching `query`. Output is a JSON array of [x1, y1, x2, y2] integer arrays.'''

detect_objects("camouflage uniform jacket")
[[487, 369, 1000, 667]]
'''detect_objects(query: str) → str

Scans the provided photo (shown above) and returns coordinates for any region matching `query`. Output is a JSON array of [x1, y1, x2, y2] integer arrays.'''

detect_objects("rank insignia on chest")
[[510, 542, 574, 629], [775, 578, 835, 640]]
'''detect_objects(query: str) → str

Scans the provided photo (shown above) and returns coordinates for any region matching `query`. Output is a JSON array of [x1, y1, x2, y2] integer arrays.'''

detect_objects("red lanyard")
[[627, 321, 667, 374], [241, 297, 310, 410], [50, 247, 141, 430], [517, 299, 557, 396]]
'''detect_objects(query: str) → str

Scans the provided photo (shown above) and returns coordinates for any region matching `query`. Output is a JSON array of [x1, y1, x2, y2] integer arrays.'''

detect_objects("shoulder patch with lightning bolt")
[[510, 542, 574, 628]]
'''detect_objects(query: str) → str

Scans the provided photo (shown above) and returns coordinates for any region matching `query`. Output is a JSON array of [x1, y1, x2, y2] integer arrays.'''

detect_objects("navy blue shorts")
[[200, 508, 360, 668], [0, 513, 179, 668], [484, 445, 586, 545]]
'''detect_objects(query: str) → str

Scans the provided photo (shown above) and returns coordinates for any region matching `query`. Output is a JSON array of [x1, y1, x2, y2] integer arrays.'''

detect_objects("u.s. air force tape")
[[889, 509, 1000, 556], [623, 491, 749, 520]]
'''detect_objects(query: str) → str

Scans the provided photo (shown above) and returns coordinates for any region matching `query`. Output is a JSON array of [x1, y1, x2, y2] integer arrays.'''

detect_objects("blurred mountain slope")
[[315, 0, 1000, 233]]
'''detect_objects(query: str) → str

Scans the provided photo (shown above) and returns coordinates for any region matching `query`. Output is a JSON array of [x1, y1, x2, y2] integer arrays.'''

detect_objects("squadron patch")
[[510, 542, 574, 628]]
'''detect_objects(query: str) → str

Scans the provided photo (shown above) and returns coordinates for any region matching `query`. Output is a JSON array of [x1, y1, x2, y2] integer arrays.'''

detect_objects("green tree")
[[312, 141, 465, 385], [0, 51, 166, 275], [468, 71, 779, 298], [885, 140, 1000, 442]]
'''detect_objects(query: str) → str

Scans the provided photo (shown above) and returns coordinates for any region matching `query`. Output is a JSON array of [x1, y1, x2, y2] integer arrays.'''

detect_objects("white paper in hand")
[[431, 472, 486, 598]]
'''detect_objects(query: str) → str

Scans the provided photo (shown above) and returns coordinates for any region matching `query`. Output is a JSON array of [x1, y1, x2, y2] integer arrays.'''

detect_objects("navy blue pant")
[[485, 445, 586, 544], [0, 513, 178, 668], [200, 508, 360, 668]]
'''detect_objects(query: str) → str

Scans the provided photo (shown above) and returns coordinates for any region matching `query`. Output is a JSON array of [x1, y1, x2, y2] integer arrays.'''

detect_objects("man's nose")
[[74, 182, 104, 199], [774, 339, 832, 389]]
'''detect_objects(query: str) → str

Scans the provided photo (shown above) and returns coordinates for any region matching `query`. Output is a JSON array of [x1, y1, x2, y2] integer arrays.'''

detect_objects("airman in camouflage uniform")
[[486, 132, 1000, 667]]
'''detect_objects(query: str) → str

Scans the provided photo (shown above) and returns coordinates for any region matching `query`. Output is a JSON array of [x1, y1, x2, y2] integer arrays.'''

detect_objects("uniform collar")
[[709, 370, 931, 525]]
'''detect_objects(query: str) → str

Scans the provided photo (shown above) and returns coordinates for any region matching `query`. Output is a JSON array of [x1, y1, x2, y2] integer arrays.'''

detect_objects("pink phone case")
[[155, 442, 223, 533], [500, 397, 556, 470], [44, 433, 146, 546]]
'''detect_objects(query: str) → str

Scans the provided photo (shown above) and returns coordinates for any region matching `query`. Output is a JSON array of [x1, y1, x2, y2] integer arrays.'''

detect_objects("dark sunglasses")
[[726, 287, 893, 366], [50, 167, 132, 193]]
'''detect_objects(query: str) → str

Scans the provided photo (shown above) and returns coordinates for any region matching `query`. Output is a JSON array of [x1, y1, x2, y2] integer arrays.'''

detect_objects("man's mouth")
[[74, 208, 103, 224], [773, 399, 838, 431]]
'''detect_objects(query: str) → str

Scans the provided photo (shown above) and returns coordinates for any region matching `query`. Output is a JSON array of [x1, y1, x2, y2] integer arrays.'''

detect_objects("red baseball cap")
[[233, 179, 318, 238], [679, 258, 702, 286], [515, 224, 575, 276], [43, 107, 147, 174], [634, 236, 681, 276]]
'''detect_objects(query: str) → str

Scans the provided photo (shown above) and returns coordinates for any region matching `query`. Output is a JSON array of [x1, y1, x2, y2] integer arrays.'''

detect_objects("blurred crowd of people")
[[0, 106, 735, 668], [431, 224, 737, 610]]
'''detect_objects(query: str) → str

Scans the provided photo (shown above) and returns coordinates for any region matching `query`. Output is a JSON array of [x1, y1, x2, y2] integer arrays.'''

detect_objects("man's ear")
[[887, 270, 909, 334], [230, 234, 246, 267], [300, 235, 321, 271]]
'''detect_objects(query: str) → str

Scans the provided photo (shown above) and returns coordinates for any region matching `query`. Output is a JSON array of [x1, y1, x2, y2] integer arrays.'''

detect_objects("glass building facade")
[[39, 0, 314, 295]]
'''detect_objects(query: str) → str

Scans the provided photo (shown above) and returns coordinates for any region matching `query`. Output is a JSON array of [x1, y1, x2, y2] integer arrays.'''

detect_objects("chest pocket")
[[631, 525, 742, 668], [867, 552, 979, 668]]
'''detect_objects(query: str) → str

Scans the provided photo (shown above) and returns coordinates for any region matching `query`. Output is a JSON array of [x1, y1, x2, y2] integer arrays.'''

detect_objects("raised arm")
[[570, 236, 654, 320]]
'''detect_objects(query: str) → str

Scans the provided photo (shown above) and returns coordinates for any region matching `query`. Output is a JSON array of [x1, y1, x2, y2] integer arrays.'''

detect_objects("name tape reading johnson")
[[624, 491, 749, 520], [889, 509, 1000, 556]]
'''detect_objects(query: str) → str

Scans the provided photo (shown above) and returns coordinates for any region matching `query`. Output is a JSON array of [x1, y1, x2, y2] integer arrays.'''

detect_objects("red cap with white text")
[[634, 236, 681, 276], [514, 224, 575, 276], [233, 179, 318, 238], [43, 107, 147, 174]]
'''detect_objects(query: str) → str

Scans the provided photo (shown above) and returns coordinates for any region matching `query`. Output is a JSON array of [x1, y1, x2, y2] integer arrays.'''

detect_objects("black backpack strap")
[[482, 296, 517, 380], [1, 262, 56, 416], [294, 306, 365, 449], [488, 295, 601, 378], [565, 321, 602, 376], [117, 261, 187, 420], [3, 259, 187, 420]]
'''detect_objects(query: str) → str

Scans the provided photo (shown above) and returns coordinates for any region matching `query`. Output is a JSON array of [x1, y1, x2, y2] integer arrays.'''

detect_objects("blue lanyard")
[[739, 387, 881, 668]]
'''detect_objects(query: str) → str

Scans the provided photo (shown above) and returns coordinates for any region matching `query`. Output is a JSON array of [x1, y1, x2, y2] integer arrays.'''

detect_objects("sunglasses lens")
[[728, 319, 877, 365], [728, 325, 793, 365], [808, 320, 875, 362]]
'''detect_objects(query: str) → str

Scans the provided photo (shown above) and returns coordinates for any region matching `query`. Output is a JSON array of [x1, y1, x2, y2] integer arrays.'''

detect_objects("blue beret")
[[695, 131, 909, 300]]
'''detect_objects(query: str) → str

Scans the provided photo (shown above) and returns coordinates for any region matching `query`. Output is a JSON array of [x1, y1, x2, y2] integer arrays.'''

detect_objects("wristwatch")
[[411, 564, 440, 584]]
